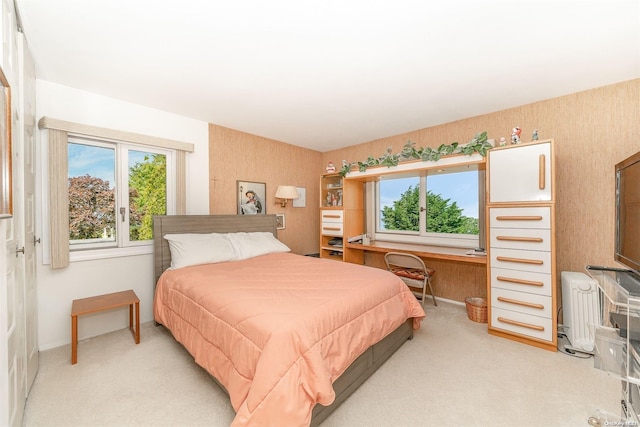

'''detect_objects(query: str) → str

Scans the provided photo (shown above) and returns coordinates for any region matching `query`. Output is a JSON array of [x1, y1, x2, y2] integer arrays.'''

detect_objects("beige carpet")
[[23, 302, 620, 427]]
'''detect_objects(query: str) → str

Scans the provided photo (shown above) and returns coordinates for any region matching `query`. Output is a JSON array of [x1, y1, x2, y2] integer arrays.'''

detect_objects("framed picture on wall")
[[0, 67, 11, 218], [237, 180, 266, 215], [292, 187, 306, 208], [275, 213, 285, 230]]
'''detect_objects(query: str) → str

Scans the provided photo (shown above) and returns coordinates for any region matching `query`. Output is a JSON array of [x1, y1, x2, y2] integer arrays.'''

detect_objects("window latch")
[[119, 207, 126, 222]]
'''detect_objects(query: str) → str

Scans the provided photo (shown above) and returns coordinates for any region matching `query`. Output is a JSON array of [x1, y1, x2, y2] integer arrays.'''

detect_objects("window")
[[40, 117, 193, 269], [67, 136, 175, 252], [373, 165, 484, 248]]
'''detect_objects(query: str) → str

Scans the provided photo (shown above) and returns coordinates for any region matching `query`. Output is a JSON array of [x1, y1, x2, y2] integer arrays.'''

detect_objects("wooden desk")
[[345, 241, 487, 265], [71, 290, 140, 365]]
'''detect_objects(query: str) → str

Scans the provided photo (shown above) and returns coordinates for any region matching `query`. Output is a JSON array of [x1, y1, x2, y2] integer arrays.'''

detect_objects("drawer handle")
[[495, 215, 543, 221], [323, 227, 341, 231], [322, 215, 342, 219], [539, 154, 546, 190], [497, 296, 544, 310], [497, 317, 545, 331], [496, 276, 544, 287], [496, 236, 543, 243], [496, 256, 544, 265]]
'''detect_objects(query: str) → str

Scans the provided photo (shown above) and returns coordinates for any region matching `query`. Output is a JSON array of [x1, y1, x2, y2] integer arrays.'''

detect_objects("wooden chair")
[[384, 252, 437, 307]]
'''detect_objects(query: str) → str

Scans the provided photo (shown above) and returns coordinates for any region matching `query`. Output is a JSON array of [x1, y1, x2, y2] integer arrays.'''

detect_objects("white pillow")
[[164, 233, 237, 269], [227, 232, 290, 260]]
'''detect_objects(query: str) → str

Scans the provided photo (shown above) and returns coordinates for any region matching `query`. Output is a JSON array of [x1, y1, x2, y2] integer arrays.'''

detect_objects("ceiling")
[[14, 1, 640, 152]]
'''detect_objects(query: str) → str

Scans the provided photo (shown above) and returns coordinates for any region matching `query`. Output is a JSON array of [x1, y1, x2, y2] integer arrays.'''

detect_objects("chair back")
[[384, 252, 426, 271]]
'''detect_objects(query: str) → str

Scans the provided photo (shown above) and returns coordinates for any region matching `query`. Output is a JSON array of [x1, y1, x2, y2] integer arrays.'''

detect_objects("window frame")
[[67, 136, 176, 254], [368, 163, 485, 249], [119, 144, 175, 248], [67, 137, 118, 251]]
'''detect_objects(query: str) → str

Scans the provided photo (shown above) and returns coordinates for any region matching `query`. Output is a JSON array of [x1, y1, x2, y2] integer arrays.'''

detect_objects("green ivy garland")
[[339, 131, 492, 177]]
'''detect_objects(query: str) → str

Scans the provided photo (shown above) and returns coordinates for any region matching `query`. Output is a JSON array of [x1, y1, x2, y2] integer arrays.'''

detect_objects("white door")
[[488, 141, 552, 203], [19, 32, 38, 392], [0, 7, 34, 426], [3, 79, 26, 427], [1, 231, 24, 427]]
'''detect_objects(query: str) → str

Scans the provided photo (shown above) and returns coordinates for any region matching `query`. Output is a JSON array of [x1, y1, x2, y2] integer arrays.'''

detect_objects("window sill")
[[373, 233, 479, 249], [68, 245, 153, 263]]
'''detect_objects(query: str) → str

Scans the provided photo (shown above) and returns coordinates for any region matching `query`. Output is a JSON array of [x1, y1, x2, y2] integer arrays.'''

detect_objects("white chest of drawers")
[[486, 140, 557, 352]]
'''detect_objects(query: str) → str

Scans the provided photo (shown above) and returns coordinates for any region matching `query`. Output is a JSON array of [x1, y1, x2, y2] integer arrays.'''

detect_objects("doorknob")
[[16, 245, 24, 257], [34, 236, 41, 245]]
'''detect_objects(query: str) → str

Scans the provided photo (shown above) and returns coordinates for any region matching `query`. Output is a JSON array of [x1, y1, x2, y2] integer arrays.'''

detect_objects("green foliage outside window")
[[128, 154, 167, 241], [68, 153, 166, 242], [381, 186, 479, 235]]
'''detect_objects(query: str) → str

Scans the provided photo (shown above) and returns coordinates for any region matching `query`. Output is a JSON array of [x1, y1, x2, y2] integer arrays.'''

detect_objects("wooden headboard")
[[152, 214, 278, 285]]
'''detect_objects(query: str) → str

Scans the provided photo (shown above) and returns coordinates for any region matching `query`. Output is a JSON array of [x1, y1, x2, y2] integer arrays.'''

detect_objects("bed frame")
[[152, 214, 413, 426]]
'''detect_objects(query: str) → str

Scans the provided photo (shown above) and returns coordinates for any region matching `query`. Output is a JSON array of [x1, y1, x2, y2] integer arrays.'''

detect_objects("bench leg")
[[135, 301, 140, 344], [129, 302, 140, 344], [71, 315, 78, 365]]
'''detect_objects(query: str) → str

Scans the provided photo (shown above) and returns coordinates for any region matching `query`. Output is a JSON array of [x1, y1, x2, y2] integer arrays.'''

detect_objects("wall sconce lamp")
[[275, 185, 298, 207]]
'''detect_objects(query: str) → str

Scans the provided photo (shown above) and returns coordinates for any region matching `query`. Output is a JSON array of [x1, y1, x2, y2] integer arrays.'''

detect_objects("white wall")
[[36, 80, 210, 350]]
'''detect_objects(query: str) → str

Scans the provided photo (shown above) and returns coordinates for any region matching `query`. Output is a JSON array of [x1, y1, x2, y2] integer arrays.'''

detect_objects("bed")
[[153, 214, 425, 427]]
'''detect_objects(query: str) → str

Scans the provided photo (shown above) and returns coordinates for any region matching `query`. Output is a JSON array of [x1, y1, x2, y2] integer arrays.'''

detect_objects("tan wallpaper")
[[208, 124, 323, 255], [208, 79, 640, 303], [321, 79, 640, 302]]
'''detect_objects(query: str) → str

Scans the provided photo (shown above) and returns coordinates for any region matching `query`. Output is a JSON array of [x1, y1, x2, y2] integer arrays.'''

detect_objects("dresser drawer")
[[321, 222, 343, 236], [320, 210, 343, 223], [490, 267, 552, 297], [490, 247, 551, 274], [490, 207, 551, 229], [491, 287, 552, 318], [490, 227, 551, 251], [491, 307, 553, 342]]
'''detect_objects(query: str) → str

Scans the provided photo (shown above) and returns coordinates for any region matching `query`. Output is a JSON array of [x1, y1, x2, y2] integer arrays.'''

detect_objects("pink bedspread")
[[154, 252, 425, 427]]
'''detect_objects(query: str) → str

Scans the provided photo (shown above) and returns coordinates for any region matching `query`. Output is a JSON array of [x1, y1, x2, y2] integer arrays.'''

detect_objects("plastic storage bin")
[[591, 324, 626, 377]]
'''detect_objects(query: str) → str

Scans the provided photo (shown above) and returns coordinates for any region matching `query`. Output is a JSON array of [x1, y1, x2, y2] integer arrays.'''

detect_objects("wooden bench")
[[71, 290, 140, 364]]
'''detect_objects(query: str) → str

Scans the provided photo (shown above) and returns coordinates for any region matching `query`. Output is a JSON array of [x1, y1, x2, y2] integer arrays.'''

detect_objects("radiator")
[[561, 271, 600, 352]]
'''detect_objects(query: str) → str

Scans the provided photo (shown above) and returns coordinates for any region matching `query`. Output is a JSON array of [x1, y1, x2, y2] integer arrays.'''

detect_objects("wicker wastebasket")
[[465, 297, 488, 323]]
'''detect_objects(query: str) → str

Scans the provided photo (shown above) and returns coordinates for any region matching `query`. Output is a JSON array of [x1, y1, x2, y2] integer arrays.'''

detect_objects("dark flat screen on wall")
[[616, 150, 640, 274]]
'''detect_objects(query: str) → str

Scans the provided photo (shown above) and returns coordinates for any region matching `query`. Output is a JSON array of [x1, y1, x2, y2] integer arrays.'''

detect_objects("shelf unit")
[[586, 266, 640, 424], [319, 173, 364, 263], [320, 208, 344, 261], [320, 173, 344, 261]]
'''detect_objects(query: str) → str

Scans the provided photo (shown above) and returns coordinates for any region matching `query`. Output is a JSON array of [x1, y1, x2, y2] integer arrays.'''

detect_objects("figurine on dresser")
[[511, 127, 522, 144], [326, 162, 336, 173]]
